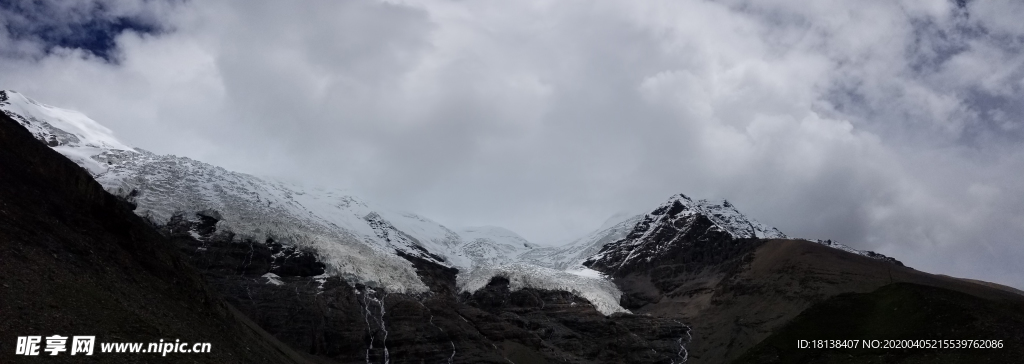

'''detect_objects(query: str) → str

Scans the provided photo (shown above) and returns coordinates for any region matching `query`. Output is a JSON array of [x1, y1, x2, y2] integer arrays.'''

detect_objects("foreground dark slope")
[[612, 239, 1024, 363], [704, 240, 1024, 363], [0, 114, 312, 363], [734, 282, 1024, 363]]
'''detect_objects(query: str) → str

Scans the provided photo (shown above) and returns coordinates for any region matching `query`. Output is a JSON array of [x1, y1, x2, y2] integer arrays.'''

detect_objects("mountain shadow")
[[733, 282, 1024, 363]]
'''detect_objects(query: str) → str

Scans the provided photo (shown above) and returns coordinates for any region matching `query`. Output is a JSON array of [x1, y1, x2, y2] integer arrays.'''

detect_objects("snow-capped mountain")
[[584, 194, 899, 275], [583, 194, 784, 274], [0, 90, 624, 306], [666, 194, 787, 239], [1, 89, 899, 315], [0, 90, 518, 293]]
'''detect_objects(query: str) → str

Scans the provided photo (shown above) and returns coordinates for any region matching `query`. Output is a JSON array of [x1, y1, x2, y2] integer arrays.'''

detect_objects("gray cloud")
[[2, 0, 1023, 289]]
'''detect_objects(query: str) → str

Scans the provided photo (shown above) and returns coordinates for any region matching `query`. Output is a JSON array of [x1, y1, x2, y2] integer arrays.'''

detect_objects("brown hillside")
[[616, 239, 1024, 363]]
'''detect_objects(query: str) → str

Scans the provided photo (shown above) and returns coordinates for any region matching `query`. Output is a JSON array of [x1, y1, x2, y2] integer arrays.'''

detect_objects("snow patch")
[[262, 273, 284, 286], [565, 267, 608, 279]]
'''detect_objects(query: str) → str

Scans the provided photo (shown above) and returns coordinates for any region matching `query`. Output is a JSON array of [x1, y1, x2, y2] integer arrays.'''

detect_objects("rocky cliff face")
[[161, 210, 693, 363], [585, 194, 900, 278], [584, 194, 772, 277]]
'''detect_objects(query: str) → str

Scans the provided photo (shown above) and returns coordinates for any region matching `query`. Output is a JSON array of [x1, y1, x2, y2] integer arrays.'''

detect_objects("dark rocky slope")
[[164, 212, 692, 363], [0, 113, 313, 363]]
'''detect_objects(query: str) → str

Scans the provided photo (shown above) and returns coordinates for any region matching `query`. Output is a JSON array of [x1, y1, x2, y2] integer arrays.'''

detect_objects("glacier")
[[0, 89, 636, 312], [2, 89, 896, 315]]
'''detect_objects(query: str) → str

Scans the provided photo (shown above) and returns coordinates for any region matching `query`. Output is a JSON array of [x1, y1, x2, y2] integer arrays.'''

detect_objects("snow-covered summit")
[[662, 194, 787, 239], [582, 194, 787, 274], [1, 90, 137, 176], [0, 90, 132, 151], [584, 194, 904, 275]]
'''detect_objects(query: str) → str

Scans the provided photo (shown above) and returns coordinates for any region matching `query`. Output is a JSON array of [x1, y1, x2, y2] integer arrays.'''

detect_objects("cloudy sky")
[[2, 0, 1022, 288]]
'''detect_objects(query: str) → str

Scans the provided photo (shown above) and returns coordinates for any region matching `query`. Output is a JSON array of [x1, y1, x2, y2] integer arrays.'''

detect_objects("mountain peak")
[[651, 194, 786, 239], [0, 90, 133, 152], [582, 193, 787, 275]]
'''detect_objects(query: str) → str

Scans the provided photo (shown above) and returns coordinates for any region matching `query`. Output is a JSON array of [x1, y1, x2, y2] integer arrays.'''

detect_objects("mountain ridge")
[[0, 89, 903, 314], [0, 108, 313, 364], [0, 109, 694, 363], [5, 89, 1022, 364]]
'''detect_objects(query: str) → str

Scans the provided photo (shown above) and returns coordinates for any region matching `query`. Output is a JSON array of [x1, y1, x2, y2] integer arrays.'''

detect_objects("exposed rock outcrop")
[[163, 212, 693, 363]]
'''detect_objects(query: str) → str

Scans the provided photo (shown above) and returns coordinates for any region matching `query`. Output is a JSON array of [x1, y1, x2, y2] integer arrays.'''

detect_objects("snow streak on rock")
[[360, 288, 390, 364], [814, 239, 904, 265], [671, 320, 692, 364], [418, 300, 456, 364]]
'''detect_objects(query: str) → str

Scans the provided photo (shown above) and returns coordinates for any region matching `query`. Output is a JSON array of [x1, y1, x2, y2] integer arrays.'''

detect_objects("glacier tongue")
[[457, 263, 629, 315], [450, 225, 639, 315]]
